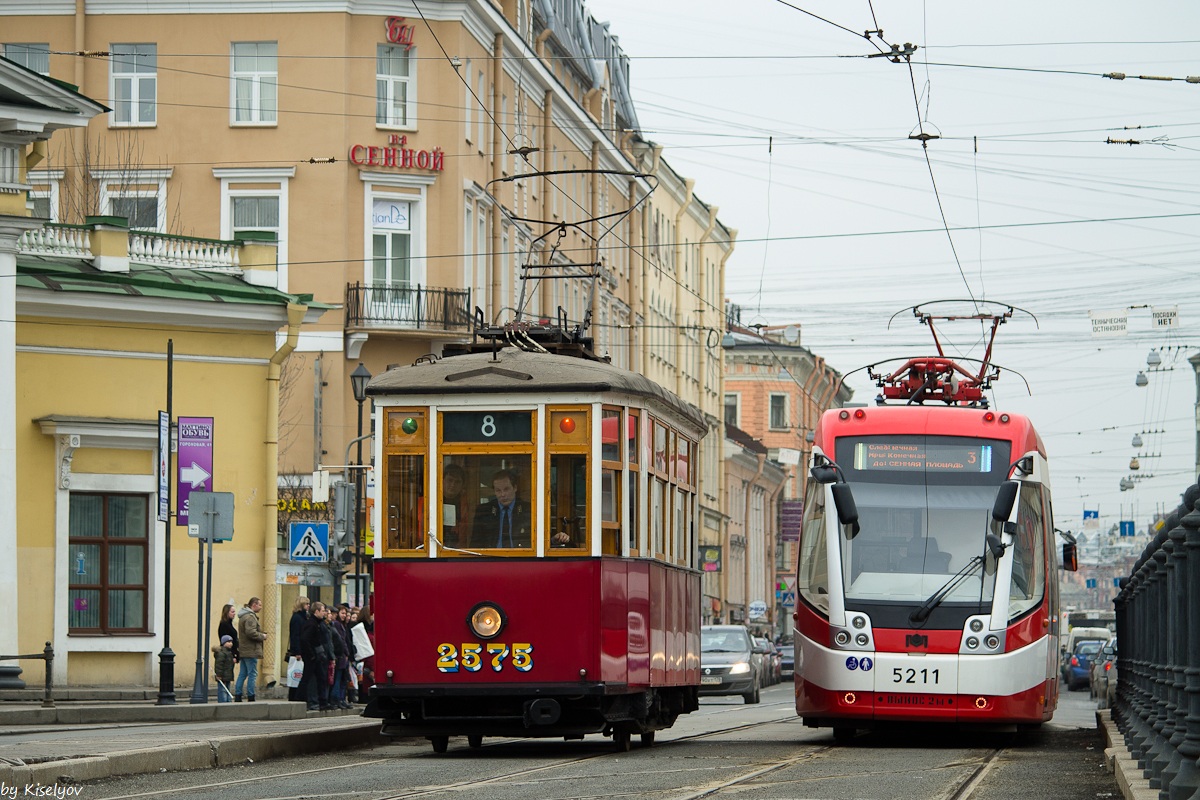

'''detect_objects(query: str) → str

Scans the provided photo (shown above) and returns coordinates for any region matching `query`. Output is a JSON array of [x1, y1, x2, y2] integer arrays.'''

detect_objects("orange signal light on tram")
[[559, 416, 576, 434]]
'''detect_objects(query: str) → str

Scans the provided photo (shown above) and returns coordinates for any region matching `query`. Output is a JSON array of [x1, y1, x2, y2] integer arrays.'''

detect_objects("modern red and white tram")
[[362, 326, 708, 753], [793, 310, 1077, 738]]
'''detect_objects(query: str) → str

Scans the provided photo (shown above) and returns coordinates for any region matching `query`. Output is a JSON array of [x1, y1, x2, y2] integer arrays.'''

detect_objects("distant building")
[[721, 316, 851, 628]]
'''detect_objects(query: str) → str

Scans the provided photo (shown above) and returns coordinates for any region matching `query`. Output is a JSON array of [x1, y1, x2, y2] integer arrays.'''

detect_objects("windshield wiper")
[[909, 533, 1007, 625]]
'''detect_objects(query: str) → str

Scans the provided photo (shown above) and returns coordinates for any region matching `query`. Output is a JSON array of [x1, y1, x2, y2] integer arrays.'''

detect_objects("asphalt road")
[[78, 683, 1118, 800]]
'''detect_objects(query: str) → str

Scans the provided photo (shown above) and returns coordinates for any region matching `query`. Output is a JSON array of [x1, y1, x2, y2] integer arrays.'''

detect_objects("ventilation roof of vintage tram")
[[367, 346, 708, 434]]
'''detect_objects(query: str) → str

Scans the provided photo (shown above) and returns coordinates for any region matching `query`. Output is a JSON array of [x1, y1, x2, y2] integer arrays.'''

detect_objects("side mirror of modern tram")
[[985, 532, 1006, 560], [810, 464, 839, 484], [991, 481, 1019, 525], [1061, 542, 1079, 571], [830, 483, 861, 539]]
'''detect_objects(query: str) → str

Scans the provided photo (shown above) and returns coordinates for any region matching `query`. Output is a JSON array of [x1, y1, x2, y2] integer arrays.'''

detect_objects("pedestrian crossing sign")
[[289, 521, 330, 563]]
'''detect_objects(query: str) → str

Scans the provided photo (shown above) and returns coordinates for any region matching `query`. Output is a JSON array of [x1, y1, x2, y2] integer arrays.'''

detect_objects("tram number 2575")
[[437, 642, 534, 673], [892, 667, 940, 685]]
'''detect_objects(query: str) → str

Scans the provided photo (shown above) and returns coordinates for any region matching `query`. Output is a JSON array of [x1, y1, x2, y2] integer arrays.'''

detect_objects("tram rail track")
[[93, 711, 802, 800]]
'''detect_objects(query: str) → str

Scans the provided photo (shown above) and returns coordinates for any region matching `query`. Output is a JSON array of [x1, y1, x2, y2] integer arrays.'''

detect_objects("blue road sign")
[[289, 521, 330, 563], [1119, 520, 1135, 537]]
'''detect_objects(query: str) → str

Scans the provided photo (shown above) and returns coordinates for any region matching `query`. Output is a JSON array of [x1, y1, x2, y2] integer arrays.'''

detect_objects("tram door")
[[550, 454, 587, 548]]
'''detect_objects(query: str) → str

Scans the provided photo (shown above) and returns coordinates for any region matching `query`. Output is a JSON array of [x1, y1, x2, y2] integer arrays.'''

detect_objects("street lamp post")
[[350, 363, 372, 606]]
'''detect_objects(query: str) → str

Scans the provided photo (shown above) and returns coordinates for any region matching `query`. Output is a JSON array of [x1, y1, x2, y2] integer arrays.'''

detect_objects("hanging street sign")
[[289, 521, 330, 563], [176, 416, 214, 524]]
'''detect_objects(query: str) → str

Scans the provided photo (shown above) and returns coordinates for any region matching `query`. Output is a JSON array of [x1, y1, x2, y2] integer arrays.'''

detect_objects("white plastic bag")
[[351, 622, 374, 660], [286, 656, 304, 688]]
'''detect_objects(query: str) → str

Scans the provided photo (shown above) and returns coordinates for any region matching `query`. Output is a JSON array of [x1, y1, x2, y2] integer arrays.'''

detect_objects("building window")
[[769, 394, 788, 430], [724, 393, 739, 427], [215, 167, 293, 291], [28, 169, 63, 221], [0, 145, 18, 189], [4, 43, 50, 75], [94, 168, 172, 232], [68, 493, 149, 633], [110, 44, 157, 127], [231, 196, 279, 237], [109, 194, 158, 230], [231, 42, 277, 125], [376, 45, 415, 128]]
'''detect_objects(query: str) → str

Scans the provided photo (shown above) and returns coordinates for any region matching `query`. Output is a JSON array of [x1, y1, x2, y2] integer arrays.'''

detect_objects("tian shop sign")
[[349, 134, 445, 173], [385, 16, 415, 49]]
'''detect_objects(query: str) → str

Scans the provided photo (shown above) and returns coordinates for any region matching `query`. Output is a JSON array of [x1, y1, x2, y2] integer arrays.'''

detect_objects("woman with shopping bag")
[[285, 596, 310, 701]]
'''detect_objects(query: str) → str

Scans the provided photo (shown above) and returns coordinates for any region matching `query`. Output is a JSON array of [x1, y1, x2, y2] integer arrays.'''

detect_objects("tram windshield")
[[440, 455, 534, 550], [832, 435, 1011, 605]]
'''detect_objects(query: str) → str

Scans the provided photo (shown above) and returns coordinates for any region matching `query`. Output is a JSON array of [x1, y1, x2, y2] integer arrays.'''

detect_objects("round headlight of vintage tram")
[[468, 602, 507, 640]]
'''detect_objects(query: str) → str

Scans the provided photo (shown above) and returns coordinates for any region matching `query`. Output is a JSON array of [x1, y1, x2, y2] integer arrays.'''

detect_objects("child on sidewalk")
[[213, 634, 235, 702]]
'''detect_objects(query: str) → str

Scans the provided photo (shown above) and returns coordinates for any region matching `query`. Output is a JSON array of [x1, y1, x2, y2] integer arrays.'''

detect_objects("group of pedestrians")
[[288, 597, 375, 712], [212, 594, 375, 709], [210, 596, 270, 702]]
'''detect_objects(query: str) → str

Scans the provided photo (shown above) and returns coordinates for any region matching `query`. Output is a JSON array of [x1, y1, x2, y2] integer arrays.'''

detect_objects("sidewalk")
[[1098, 709, 1158, 800], [0, 690, 389, 788]]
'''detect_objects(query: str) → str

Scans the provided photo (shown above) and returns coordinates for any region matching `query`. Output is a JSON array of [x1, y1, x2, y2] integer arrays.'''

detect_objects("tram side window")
[[445, 455, 534, 550], [550, 454, 588, 550], [385, 454, 425, 550], [626, 410, 640, 554], [1009, 483, 1046, 619], [797, 476, 829, 614]]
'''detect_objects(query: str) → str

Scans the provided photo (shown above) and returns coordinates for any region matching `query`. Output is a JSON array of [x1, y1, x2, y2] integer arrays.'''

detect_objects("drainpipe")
[[490, 33, 503, 320], [262, 301, 307, 684]]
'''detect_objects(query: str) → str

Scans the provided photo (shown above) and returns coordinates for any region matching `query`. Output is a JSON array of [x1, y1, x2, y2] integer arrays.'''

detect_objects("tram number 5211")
[[892, 667, 940, 685]]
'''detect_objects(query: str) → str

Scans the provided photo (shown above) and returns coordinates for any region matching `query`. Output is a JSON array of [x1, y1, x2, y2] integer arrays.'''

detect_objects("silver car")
[[699, 625, 763, 704], [1091, 639, 1118, 708]]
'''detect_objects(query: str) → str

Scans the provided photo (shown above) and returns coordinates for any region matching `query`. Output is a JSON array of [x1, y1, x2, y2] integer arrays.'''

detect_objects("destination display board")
[[853, 441, 996, 473], [442, 411, 532, 443]]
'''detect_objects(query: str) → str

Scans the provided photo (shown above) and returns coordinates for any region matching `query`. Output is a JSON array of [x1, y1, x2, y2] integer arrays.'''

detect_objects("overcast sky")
[[585, 0, 1200, 533]]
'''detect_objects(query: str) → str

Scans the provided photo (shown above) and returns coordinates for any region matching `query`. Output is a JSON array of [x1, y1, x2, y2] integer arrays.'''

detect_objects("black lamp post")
[[350, 362, 372, 605]]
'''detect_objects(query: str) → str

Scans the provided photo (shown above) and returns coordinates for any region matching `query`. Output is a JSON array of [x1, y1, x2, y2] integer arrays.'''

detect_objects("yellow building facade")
[[1, 0, 734, 633]]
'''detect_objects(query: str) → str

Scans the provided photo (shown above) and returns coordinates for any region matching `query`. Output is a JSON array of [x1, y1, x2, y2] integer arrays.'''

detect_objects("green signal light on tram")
[[402, 417, 419, 434]]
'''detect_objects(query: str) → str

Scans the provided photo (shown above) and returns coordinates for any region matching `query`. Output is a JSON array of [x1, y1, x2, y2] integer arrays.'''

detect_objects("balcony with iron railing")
[[344, 282, 473, 333]]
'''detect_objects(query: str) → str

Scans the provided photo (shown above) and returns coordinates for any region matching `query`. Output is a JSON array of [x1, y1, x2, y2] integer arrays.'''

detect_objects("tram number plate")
[[891, 667, 941, 686], [437, 642, 533, 673], [701, 676, 721, 685]]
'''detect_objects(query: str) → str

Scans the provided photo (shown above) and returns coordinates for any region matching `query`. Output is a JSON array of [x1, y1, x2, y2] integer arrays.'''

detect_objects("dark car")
[[700, 625, 763, 704], [1066, 639, 1104, 691], [756, 638, 781, 685], [779, 645, 795, 678]]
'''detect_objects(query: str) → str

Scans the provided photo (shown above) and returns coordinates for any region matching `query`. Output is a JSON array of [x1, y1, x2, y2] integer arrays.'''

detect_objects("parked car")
[[1091, 639, 1118, 708], [700, 625, 764, 704], [1065, 639, 1104, 691], [779, 644, 795, 678], [756, 638, 781, 685], [1060, 627, 1111, 681]]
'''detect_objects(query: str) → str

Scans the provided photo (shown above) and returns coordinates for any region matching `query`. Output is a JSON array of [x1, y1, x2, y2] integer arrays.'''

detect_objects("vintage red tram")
[[362, 327, 708, 752]]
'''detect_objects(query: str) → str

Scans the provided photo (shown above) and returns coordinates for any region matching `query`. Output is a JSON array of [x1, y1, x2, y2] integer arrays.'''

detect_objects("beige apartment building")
[[2, 0, 732, 616]]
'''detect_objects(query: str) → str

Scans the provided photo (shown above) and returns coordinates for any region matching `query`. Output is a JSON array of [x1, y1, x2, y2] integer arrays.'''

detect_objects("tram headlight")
[[985, 635, 1000, 649], [851, 615, 866, 629], [729, 662, 750, 675], [467, 602, 507, 640], [969, 619, 984, 632], [854, 633, 869, 647], [966, 636, 979, 649], [834, 630, 851, 646]]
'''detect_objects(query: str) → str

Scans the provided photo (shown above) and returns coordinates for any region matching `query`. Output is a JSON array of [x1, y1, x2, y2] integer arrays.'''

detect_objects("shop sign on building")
[[349, 134, 445, 172]]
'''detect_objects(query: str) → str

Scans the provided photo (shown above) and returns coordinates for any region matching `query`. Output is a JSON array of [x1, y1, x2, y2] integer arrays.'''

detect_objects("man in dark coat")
[[299, 601, 334, 711], [470, 469, 532, 548]]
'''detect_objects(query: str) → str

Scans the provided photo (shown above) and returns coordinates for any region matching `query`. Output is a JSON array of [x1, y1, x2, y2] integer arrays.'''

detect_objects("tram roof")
[[367, 346, 709, 434]]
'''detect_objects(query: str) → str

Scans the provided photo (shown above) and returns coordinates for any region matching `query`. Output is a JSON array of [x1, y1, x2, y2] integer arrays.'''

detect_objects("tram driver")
[[469, 469, 539, 548]]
